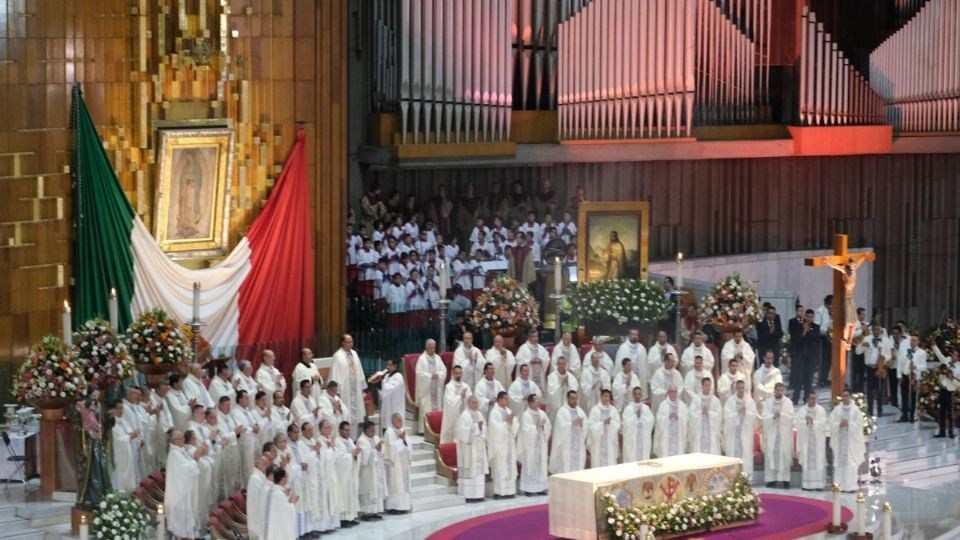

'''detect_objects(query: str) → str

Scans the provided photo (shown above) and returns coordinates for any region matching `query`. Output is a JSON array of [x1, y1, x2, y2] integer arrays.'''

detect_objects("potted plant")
[[124, 309, 191, 376], [568, 278, 672, 338], [471, 275, 541, 348], [699, 273, 763, 340], [13, 335, 87, 411]]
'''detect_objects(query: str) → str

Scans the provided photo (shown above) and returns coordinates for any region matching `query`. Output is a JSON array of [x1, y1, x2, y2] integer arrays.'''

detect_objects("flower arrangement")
[[568, 279, 673, 325], [91, 491, 149, 540], [929, 317, 960, 354], [72, 318, 134, 388], [601, 473, 760, 539], [831, 392, 876, 436], [12, 335, 87, 404], [124, 309, 190, 366], [699, 273, 762, 329], [471, 275, 541, 335]]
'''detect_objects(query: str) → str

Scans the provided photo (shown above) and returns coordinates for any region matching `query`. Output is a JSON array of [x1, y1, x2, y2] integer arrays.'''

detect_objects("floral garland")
[[124, 309, 191, 366], [568, 279, 672, 325], [831, 392, 876, 436], [12, 335, 87, 403], [72, 318, 134, 388], [471, 275, 541, 335], [699, 273, 762, 329], [91, 491, 149, 540], [602, 473, 760, 539]]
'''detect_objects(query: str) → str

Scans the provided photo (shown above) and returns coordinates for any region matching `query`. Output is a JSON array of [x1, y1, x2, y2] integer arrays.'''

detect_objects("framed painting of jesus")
[[577, 201, 650, 283], [154, 127, 233, 258]]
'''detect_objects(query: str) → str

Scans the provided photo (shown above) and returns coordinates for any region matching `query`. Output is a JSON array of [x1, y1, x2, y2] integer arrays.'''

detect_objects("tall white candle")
[[639, 523, 649, 540], [882, 502, 892, 539], [108, 288, 119, 331], [439, 262, 448, 299], [554, 257, 562, 294], [62, 301, 72, 346], [192, 282, 201, 322], [856, 493, 866, 535], [156, 503, 166, 540], [79, 514, 89, 540], [831, 484, 841, 526], [676, 252, 684, 288]]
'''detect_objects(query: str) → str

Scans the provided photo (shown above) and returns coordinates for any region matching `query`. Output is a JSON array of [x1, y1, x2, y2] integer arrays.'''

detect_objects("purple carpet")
[[427, 493, 854, 540]]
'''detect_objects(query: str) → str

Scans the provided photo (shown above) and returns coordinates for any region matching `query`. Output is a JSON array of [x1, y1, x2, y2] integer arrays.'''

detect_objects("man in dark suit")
[[756, 305, 785, 367], [791, 309, 821, 404]]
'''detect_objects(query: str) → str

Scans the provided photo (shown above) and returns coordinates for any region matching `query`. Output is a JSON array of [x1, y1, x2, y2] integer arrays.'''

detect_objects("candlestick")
[[832, 484, 841, 526], [109, 288, 119, 331], [156, 503, 165, 540], [856, 492, 866, 535], [554, 257, 562, 294], [882, 502, 891, 539], [79, 514, 89, 540], [192, 282, 201, 322], [639, 523, 648, 540], [62, 300, 72, 346], [439, 261, 448, 300], [676, 252, 684, 288]]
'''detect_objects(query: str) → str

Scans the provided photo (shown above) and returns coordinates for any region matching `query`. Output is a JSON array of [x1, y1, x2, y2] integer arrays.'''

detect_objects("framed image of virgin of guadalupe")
[[154, 127, 233, 257], [577, 201, 650, 283]]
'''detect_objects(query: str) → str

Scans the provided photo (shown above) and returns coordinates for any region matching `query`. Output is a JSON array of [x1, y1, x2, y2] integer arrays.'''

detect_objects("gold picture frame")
[[154, 127, 233, 258], [577, 201, 650, 283]]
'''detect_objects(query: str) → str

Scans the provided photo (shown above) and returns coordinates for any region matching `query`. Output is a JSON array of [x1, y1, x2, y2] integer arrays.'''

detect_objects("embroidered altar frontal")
[[548, 453, 743, 539]]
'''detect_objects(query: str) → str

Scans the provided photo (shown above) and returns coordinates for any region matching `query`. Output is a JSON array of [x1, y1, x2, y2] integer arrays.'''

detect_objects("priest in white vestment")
[[187, 406, 220, 509], [587, 390, 621, 468], [683, 355, 711, 404], [246, 455, 270, 540], [722, 381, 759, 480], [647, 331, 678, 374], [334, 421, 362, 524], [515, 331, 550, 393], [262, 469, 298, 540], [111, 400, 142, 491], [455, 396, 489, 501], [319, 381, 352, 432], [148, 384, 174, 468], [829, 390, 866, 492], [721, 330, 756, 375], [508, 364, 543, 416], [621, 387, 654, 462], [306, 421, 340, 532], [753, 351, 784, 405], [487, 392, 519, 497], [453, 331, 484, 389], [252, 392, 276, 449], [291, 379, 322, 428], [717, 359, 751, 405], [552, 332, 582, 376], [293, 348, 324, 405], [209, 364, 237, 407], [122, 388, 153, 477], [234, 361, 260, 403], [760, 383, 795, 486], [272, 391, 291, 437], [580, 353, 612, 413], [383, 414, 413, 512], [550, 390, 587, 474], [612, 359, 643, 410], [232, 390, 263, 479], [473, 363, 506, 418], [546, 357, 579, 424], [164, 431, 202, 539], [518, 395, 551, 494], [616, 330, 648, 392], [586, 338, 615, 374], [331, 334, 367, 438], [650, 354, 684, 414], [680, 332, 715, 375], [370, 358, 405, 434], [184, 363, 214, 409], [165, 374, 192, 432], [183, 430, 215, 528], [688, 378, 722, 455], [794, 392, 828, 490], [440, 366, 472, 443], [255, 349, 287, 396], [486, 334, 517, 390], [215, 397, 245, 494], [284, 424, 318, 536], [654, 386, 688, 458], [415, 339, 447, 433], [356, 421, 387, 518]]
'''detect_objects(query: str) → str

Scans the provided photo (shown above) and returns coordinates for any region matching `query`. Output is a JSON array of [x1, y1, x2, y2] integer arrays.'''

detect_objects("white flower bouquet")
[[91, 491, 149, 539], [569, 279, 672, 325], [12, 335, 87, 406]]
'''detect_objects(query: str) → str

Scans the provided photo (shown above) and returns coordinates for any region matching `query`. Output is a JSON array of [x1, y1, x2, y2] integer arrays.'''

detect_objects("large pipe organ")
[[870, 0, 960, 133]]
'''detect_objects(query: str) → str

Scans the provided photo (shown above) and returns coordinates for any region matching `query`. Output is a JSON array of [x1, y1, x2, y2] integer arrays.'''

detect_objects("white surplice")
[[829, 403, 865, 491], [753, 365, 783, 405], [507, 377, 542, 417], [794, 404, 828, 489], [378, 370, 405, 433], [356, 433, 387, 515], [455, 409, 488, 498], [760, 396, 795, 482], [654, 397, 688, 458], [515, 342, 551, 394], [687, 393, 722, 455], [552, 342, 583, 377], [649, 367, 683, 414], [550, 405, 587, 473], [487, 404, 520, 496], [723, 394, 759, 479], [620, 401, 654, 462], [415, 352, 447, 433], [473, 376, 505, 418], [612, 370, 642, 411], [331, 348, 367, 438], [587, 403, 621, 468], [292, 361, 325, 404], [440, 380, 472, 443], [680, 343, 716, 374], [616, 341, 648, 390], [546, 370, 579, 424], [717, 371, 751, 405], [255, 363, 286, 396], [111, 414, 142, 491], [518, 407, 551, 492], [383, 426, 412, 511], [721, 339, 756, 376], [647, 342, 678, 375], [164, 445, 199, 539], [453, 344, 484, 389], [579, 364, 611, 414], [486, 346, 517, 391], [334, 435, 361, 521]]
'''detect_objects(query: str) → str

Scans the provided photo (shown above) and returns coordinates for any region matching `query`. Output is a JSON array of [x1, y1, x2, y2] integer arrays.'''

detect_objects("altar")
[[548, 453, 743, 540]]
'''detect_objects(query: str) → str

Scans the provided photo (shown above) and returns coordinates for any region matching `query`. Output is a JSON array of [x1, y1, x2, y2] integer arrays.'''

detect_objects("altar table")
[[548, 453, 743, 539]]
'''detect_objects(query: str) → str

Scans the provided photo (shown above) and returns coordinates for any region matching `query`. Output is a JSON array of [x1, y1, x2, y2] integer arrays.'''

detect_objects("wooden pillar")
[[315, 0, 348, 353], [830, 234, 847, 399], [38, 408, 64, 499]]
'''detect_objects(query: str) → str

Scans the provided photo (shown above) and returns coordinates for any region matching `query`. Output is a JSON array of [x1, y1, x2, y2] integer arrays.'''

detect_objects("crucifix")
[[804, 234, 876, 398]]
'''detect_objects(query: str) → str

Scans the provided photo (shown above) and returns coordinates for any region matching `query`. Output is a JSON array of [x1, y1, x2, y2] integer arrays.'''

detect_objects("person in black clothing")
[[790, 309, 821, 404], [756, 305, 784, 366], [850, 307, 868, 393], [788, 305, 806, 387]]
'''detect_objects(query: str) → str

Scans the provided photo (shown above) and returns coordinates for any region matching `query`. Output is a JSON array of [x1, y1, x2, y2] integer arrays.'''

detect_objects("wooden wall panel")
[[370, 152, 960, 328]]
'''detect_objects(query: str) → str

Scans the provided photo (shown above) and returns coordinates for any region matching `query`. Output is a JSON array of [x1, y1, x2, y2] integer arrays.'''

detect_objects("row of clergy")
[[164, 413, 415, 540], [437, 330, 762, 409]]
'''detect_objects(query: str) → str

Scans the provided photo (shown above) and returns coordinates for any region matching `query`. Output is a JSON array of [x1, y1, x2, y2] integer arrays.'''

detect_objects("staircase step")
[[0, 507, 16, 521], [411, 472, 448, 488], [411, 483, 453, 498], [0, 524, 44, 540], [410, 493, 466, 513]]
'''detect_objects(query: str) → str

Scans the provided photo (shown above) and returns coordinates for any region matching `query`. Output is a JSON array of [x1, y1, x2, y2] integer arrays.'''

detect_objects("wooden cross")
[[804, 234, 876, 398]]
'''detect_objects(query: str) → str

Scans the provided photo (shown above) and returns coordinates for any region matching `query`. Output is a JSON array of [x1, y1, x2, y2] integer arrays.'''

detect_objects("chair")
[[1, 431, 30, 489], [148, 469, 166, 490], [440, 352, 455, 383], [219, 499, 246, 527], [206, 514, 235, 540], [404, 353, 419, 417], [228, 491, 248, 517], [425, 411, 443, 444], [579, 344, 594, 361], [436, 442, 458, 484]]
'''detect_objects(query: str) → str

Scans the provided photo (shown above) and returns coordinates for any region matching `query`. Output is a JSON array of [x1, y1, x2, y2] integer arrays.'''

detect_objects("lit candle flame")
[[110, 287, 117, 298], [63, 300, 70, 312], [677, 252, 683, 262]]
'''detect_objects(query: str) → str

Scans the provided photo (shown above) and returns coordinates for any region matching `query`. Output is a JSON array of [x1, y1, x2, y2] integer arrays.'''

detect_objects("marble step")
[[410, 492, 466, 513], [411, 458, 437, 475], [0, 507, 17, 521], [411, 471, 449, 488], [411, 483, 454, 499], [0, 520, 45, 540]]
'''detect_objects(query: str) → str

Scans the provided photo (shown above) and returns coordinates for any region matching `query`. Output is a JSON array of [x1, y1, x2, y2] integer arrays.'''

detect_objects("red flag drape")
[[237, 127, 315, 374]]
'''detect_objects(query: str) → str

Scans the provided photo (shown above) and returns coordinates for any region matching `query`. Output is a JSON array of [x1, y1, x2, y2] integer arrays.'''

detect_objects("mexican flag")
[[71, 84, 314, 359]]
